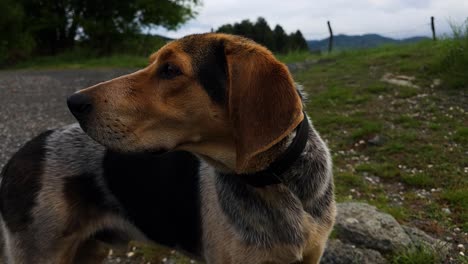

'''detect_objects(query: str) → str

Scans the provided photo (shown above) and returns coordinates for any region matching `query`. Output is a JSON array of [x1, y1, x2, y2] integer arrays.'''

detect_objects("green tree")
[[253, 17, 274, 51], [273, 25, 289, 53], [216, 17, 309, 53], [0, 0, 34, 64], [15, 0, 200, 54], [289, 30, 309, 51]]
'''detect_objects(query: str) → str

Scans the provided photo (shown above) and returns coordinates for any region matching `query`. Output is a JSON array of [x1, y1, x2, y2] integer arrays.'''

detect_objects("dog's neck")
[[195, 127, 299, 175]]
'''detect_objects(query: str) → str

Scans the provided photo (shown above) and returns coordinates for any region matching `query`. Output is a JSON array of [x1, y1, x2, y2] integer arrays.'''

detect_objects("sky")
[[152, 0, 468, 40]]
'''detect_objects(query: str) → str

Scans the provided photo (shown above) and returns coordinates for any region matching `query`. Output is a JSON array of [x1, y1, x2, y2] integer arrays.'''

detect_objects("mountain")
[[307, 34, 430, 52]]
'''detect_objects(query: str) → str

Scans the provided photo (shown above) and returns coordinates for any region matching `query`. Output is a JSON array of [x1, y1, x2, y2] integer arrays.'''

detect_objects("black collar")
[[237, 113, 310, 188]]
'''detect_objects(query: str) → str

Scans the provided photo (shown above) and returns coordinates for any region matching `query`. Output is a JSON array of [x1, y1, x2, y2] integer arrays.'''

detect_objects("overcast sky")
[[152, 0, 468, 40]]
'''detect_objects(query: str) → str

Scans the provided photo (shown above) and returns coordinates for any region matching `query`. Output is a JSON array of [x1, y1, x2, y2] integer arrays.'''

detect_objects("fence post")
[[327, 21, 334, 53], [431, 16, 436, 41]]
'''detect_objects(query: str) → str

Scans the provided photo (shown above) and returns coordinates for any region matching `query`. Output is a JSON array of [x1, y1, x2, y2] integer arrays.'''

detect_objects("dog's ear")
[[224, 40, 303, 172]]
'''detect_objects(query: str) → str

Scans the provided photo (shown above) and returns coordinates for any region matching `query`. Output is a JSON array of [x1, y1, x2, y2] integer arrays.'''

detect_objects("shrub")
[[435, 20, 468, 89]]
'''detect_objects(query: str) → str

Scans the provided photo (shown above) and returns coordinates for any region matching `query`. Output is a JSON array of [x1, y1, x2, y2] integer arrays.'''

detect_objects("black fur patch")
[[307, 182, 334, 221], [216, 173, 305, 248], [180, 37, 227, 104], [0, 130, 53, 232], [102, 150, 202, 255], [63, 172, 121, 236]]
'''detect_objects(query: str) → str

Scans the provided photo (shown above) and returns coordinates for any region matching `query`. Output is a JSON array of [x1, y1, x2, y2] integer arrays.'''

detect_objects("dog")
[[0, 33, 335, 264]]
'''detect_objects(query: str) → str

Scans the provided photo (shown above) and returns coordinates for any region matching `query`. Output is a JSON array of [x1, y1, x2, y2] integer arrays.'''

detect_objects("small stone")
[[126, 251, 135, 257], [457, 244, 465, 250], [454, 227, 461, 233], [460, 252, 465, 256], [442, 208, 451, 214], [367, 135, 384, 146]]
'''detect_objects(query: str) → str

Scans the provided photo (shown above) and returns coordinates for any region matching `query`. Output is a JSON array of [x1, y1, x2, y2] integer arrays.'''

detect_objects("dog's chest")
[[101, 150, 203, 254]]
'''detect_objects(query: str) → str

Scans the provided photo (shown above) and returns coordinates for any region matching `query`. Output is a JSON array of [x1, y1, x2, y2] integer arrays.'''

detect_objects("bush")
[[0, 0, 35, 65], [435, 20, 468, 89]]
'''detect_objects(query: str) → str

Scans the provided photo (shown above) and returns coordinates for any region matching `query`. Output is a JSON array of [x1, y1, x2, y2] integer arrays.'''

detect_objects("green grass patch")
[[335, 172, 366, 188], [351, 121, 383, 140], [432, 20, 468, 89], [391, 244, 444, 264], [275, 50, 318, 63], [396, 87, 420, 99], [394, 116, 420, 128], [12, 51, 148, 69], [454, 127, 468, 144], [365, 83, 390, 94], [401, 173, 436, 188], [355, 163, 400, 179]]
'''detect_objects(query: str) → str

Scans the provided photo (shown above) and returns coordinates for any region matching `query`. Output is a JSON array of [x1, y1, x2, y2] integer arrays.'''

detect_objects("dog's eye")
[[159, 63, 182, 79]]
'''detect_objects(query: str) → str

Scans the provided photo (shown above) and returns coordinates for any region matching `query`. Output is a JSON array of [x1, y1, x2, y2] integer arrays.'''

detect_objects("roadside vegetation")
[[294, 24, 467, 262]]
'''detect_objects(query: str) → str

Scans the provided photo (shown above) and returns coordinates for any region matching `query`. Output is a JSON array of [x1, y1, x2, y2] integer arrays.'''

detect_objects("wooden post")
[[431, 16, 436, 41], [327, 21, 334, 53]]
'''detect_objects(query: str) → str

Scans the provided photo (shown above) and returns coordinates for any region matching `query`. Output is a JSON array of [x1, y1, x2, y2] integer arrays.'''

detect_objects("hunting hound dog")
[[0, 33, 335, 264]]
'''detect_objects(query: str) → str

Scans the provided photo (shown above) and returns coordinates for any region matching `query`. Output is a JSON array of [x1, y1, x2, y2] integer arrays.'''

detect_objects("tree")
[[216, 18, 309, 54], [253, 17, 274, 51], [15, 0, 200, 54], [0, 0, 34, 64], [273, 25, 289, 53], [289, 30, 309, 51]]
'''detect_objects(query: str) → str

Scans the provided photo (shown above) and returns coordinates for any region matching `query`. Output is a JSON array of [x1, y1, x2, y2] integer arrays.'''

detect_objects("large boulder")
[[321, 239, 387, 264], [335, 202, 412, 253]]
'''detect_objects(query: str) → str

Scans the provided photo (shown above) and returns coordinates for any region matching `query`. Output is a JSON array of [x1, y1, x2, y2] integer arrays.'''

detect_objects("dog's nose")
[[67, 93, 93, 118]]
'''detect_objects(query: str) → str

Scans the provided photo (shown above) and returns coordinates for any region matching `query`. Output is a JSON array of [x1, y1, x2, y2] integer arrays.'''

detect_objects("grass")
[[5, 49, 315, 70], [275, 50, 318, 63], [432, 20, 468, 89], [294, 36, 467, 241], [391, 244, 444, 264], [11, 51, 149, 69]]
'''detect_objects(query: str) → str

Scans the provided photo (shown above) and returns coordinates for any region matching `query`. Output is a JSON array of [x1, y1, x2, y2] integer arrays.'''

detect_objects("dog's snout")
[[67, 93, 93, 118]]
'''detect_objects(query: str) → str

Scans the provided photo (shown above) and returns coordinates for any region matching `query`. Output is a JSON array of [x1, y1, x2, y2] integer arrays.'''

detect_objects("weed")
[[391, 244, 443, 264]]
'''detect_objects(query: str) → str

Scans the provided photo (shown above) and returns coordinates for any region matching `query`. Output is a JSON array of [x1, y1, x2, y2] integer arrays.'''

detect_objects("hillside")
[[296, 40, 467, 261], [307, 34, 430, 51]]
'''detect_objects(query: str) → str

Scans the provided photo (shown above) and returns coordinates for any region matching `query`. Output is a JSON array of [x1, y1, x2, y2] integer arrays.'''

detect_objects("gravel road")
[[0, 69, 136, 171]]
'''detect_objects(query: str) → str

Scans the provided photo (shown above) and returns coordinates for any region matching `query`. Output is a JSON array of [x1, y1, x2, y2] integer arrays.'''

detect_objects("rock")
[[367, 134, 384, 146], [321, 239, 387, 264], [402, 226, 450, 257], [381, 73, 419, 88], [335, 202, 412, 253]]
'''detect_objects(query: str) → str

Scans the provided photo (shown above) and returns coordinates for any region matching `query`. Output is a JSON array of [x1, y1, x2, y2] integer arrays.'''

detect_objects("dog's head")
[[68, 33, 303, 172]]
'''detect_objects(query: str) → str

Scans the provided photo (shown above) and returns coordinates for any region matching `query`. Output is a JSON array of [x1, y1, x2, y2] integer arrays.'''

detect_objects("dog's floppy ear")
[[224, 40, 303, 172]]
